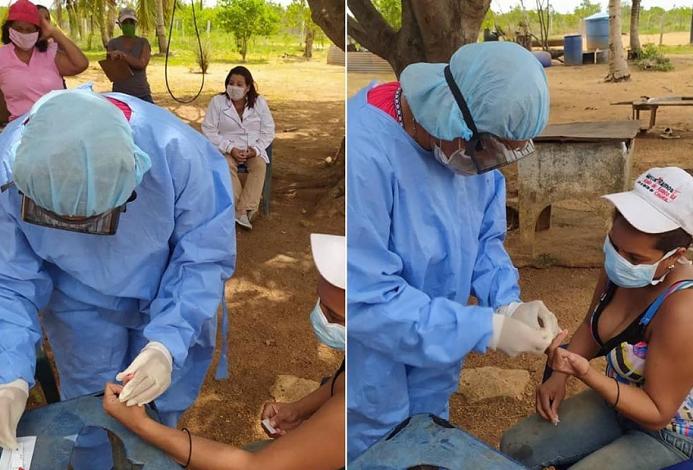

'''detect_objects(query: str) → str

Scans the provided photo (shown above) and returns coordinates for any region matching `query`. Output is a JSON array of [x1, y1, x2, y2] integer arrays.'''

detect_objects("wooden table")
[[612, 96, 693, 131]]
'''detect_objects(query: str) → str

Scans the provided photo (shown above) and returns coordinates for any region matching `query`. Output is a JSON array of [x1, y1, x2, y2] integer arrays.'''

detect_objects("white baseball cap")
[[310, 233, 345, 290], [602, 167, 693, 236]]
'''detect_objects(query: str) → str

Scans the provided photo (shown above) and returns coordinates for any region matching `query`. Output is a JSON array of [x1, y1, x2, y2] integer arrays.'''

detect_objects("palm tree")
[[605, 0, 630, 82], [630, 0, 641, 57], [51, 0, 170, 53], [153, 0, 168, 54]]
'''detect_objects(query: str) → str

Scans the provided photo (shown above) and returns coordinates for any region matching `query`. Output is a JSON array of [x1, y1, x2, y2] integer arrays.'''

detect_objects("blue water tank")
[[564, 34, 583, 66], [584, 12, 609, 50]]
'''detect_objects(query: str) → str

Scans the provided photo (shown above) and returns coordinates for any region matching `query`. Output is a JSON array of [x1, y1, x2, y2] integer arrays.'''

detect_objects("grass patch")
[[77, 32, 328, 68], [634, 44, 674, 71], [658, 44, 693, 55]]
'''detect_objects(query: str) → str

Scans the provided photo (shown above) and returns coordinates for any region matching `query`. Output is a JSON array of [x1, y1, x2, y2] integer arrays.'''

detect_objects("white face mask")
[[227, 85, 246, 101], [309, 299, 345, 350]]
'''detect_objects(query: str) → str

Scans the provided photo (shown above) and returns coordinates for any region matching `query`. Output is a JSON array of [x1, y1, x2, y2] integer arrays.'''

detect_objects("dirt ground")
[[63, 59, 345, 447], [349, 48, 693, 452], [32, 36, 693, 459]]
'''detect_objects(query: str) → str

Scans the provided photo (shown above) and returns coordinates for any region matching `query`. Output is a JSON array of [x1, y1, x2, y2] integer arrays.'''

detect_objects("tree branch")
[[306, 0, 345, 50], [347, 0, 396, 58]]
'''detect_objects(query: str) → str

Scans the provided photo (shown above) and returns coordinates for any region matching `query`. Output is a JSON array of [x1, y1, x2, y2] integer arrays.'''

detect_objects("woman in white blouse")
[[202, 66, 275, 230]]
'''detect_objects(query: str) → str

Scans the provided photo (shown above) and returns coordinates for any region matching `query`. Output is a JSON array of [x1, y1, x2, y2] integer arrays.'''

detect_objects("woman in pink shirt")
[[0, 0, 88, 120]]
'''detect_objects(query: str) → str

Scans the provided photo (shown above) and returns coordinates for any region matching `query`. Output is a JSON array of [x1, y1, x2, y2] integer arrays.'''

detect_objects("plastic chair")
[[237, 143, 273, 215]]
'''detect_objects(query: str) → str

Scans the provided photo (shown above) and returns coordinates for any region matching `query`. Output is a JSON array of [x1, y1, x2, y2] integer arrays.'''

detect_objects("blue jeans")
[[500, 390, 693, 470]]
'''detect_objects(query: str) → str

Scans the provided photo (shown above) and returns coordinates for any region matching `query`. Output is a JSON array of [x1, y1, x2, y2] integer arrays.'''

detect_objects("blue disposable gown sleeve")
[[143, 138, 236, 369], [0, 193, 54, 387], [470, 171, 521, 310], [347, 150, 495, 370]]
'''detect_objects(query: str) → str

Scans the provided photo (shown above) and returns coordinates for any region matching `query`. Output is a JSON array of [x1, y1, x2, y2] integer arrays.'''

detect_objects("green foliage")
[[285, 0, 326, 50], [194, 39, 212, 74], [573, 0, 601, 19], [486, 3, 693, 39], [635, 43, 674, 71], [373, 0, 401, 29], [217, 0, 280, 61]]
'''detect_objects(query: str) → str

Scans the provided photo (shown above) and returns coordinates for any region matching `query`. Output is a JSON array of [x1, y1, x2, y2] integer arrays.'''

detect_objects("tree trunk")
[[605, 0, 631, 83], [241, 37, 247, 62], [56, 2, 64, 30], [630, 0, 641, 55], [100, 4, 111, 49], [154, 0, 168, 54], [347, 0, 491, 77], [66, 0, 80, 40], [303, 26, 314, 58], [690, 8, 693, 44], [107, 6, 115, 40], [306, 0, 345, 50]]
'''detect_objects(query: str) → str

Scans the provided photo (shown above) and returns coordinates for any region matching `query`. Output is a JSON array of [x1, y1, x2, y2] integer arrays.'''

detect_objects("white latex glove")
[[116, 341, 173, 406], [0, 379, 29, 450], [487, 314, 553, 357], [498, 301, 561, 338]]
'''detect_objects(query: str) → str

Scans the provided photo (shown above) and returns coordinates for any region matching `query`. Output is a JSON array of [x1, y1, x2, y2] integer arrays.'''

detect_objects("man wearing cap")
[[0, 0, 87, 120], [347, 41, 562, 460], [502, 167, 693, 470], [0, 88, 235, 468], [106, 8, 153, 103]]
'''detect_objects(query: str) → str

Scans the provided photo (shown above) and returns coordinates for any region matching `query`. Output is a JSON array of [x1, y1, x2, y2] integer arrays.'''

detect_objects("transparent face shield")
[[1, 182, 135, 235], [436, 135, 535, 175], [441, 65, 536, 175]]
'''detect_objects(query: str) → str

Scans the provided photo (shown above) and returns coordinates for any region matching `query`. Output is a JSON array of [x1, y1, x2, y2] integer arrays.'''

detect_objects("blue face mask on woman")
[[310, 300, 345, 350], [603, 236, 678, 288]]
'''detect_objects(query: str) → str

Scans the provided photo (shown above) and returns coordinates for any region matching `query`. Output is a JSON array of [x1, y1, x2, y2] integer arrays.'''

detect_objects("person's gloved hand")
[[497, 301, 561, 338], [116, 341, 172, 406], [0, 379, 29, 450], [487, 314, 553, 357]]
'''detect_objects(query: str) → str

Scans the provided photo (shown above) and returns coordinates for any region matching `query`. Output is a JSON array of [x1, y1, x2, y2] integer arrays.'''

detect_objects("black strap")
[[330, 360, 345, 397], [443, 65, 479, 138]]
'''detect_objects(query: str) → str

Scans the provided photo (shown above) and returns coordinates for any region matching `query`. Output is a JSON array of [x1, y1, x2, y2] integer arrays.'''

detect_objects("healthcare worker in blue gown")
[[0, 89, 236, 468], [347, 41, 562, 461]]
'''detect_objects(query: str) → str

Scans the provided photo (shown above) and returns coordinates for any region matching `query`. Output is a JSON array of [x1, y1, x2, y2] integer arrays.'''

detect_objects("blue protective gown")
[[0, 93, 236, 426], [347, 86, 521, 461]]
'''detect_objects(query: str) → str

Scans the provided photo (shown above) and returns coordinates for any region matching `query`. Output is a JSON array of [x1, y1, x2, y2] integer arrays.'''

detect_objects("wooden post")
[[659, 12, 666, 46]]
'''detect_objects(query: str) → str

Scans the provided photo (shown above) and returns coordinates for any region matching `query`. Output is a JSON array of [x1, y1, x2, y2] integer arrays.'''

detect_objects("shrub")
[[635, 44, 674, 72]]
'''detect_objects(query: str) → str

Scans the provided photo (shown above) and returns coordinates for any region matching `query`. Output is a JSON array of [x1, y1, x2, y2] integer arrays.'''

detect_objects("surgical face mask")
[[603, 236, 678, 288], [310, 299, 345, 350], [227, 85, 246, 101], [121, 24, 136, 38], [9, 29, 39, 51]]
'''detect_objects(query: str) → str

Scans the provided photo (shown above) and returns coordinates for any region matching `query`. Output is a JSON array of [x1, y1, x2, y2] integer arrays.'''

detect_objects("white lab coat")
[[201, 94, 276, 164]]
